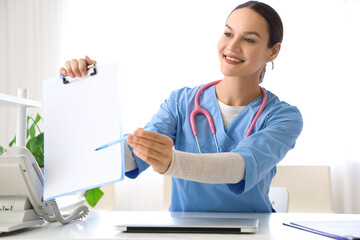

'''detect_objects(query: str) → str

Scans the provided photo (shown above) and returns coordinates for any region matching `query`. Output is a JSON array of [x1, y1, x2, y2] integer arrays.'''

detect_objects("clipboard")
[[283, 221, 360, 240], [43, 62, 124, 200]]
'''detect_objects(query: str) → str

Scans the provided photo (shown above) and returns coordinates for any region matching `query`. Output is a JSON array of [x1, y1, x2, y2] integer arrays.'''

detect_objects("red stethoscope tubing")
[[245, 86, 267, 138], [190, 80, 222, 136], [190, 80, 267, 152]]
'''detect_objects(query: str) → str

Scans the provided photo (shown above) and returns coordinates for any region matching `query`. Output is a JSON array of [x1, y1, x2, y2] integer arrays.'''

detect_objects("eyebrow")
[[225, 24, 262, 38]]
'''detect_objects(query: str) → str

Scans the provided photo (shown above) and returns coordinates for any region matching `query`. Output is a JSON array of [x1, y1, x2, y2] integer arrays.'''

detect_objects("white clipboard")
[[43, 62, 124, 200]]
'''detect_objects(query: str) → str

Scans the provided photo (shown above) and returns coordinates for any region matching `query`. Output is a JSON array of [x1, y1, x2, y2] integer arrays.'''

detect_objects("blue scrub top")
[[126, 83, 303, 213]]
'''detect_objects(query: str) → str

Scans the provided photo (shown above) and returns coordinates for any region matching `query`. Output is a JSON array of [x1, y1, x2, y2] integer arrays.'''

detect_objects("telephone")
[[0, 146, 89, 233]]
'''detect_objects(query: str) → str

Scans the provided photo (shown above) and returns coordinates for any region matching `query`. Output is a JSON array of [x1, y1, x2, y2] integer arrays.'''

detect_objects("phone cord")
[[42, 199, 89, 224]]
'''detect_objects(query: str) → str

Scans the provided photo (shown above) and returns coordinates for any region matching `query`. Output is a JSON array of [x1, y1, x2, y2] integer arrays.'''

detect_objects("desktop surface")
[[1, 211, 359, 240]]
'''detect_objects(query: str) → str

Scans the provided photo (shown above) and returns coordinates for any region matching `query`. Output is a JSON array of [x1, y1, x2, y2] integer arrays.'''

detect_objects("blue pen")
[[95, 126, 155, 151]]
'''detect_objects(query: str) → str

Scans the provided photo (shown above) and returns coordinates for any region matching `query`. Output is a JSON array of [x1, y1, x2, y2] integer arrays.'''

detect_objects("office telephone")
[[0, 146, 89, 233]]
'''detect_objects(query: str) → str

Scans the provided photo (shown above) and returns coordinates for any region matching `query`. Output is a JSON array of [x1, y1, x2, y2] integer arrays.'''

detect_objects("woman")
[[60, 1, 303, 212]]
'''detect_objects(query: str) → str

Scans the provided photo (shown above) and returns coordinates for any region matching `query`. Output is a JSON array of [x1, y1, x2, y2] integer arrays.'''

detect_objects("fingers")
[[127, 128, 173, 174], [129, 135, 168, 159], [130, 143, 172, 174], [132, 151, 169, 174], [59, 67, 67, 75], [131, 143, 166, 165], [78, 58, 88, 76], [64, 60, 75, 78], [133, 128, 173, 145], [71, 59, 81, 77], [61, 56, 96, 78], [85, 55, 96, 65]]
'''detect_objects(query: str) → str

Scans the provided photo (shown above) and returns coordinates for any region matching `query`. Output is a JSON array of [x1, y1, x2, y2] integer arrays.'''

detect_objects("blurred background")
[[1, 0, 359, 213]]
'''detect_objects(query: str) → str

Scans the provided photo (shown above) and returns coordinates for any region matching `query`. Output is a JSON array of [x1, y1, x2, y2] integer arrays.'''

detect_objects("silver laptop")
[[114, 216, 259, 234]]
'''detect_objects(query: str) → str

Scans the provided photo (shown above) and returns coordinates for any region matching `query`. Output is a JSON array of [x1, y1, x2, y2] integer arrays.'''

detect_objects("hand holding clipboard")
[[59, 56, 97, 79]]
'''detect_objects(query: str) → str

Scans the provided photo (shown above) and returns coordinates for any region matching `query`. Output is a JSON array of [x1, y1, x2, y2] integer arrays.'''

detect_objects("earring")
[[271, 61, 274, 70]]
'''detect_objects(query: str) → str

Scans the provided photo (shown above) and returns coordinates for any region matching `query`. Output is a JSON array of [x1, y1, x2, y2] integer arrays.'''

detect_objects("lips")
[[224, 54, 244, 65]]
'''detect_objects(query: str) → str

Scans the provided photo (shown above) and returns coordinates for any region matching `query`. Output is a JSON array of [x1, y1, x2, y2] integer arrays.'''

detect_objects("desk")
[[1, 211, 359, 240]]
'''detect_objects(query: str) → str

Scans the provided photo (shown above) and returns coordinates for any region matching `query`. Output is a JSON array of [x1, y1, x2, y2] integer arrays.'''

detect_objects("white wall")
[[0, 0, 61, 146]]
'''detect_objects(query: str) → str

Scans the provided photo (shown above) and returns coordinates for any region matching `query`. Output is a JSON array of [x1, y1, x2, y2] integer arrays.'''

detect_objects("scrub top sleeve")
[[125, 90, 178, 179], [125, 144, 150, 179], [145, 90, 178, 140], [228, 105, 303, 194]]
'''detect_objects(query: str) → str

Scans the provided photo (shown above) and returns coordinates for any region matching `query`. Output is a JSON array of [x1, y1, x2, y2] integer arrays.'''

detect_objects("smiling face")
[[217, 7, 279, 82]]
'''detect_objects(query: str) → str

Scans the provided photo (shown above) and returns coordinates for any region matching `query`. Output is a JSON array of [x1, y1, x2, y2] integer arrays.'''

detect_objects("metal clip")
[[61, 64, 97, 84]]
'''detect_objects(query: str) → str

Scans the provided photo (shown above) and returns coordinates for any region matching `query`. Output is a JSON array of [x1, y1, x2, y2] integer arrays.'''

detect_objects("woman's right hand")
[[59, 56, 96, 78]]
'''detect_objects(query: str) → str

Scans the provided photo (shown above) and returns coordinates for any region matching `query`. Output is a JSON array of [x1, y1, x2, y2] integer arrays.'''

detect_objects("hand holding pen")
[[127, 127, 174, 174], [95, 125, 173, 174]]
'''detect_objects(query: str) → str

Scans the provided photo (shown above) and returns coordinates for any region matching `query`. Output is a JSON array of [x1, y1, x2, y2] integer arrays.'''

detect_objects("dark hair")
[[230, 1, 283, 48]]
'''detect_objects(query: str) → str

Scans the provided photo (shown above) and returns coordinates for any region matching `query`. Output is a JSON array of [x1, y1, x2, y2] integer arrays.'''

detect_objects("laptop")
[[114, 216, 259, 234]]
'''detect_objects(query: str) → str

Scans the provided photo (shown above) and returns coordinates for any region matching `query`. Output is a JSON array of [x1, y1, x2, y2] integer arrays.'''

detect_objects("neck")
[[215, 76, 261, 106]]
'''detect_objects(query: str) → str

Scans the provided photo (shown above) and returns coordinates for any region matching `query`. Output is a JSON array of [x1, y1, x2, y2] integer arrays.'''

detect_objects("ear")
[[269, 42, 281, 61]]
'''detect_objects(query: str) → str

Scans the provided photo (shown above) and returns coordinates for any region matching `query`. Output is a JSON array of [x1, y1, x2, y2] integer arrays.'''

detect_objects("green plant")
[[0, 145, 5, 154], [2, 113, 103, 207], [9, 114, 44, 167]]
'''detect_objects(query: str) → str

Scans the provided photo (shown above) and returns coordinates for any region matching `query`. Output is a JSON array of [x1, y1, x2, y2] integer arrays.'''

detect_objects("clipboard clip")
[[61, 64, 97, 84]]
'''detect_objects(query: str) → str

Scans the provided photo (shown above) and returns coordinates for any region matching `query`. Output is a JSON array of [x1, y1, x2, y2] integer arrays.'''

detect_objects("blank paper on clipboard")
[[43, 62, 124, 201]]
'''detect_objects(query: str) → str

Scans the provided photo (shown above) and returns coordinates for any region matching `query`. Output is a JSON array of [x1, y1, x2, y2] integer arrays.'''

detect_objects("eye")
[[224, 32, 232, 38], [245, 38, 255, 43]]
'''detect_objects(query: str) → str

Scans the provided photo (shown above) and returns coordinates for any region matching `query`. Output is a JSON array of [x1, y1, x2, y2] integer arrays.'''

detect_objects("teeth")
[[226, 56, 242, 63]]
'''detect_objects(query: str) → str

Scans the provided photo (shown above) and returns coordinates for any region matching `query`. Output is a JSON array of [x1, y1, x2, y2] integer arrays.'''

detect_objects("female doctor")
[[60, 1, 303, 212]]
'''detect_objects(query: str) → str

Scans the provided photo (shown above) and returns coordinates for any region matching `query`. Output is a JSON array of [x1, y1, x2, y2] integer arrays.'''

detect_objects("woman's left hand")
[[127, 128, 174, 174]]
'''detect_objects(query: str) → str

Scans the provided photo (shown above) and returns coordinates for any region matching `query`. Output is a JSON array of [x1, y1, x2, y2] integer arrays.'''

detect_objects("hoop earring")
[[271, 61, 274, 70]]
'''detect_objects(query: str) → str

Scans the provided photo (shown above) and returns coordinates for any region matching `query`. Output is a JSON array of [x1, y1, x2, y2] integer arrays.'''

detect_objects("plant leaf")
[[37, 132, 44, 143], [26, 137, 39, 154], [84, 187, 104, 207], [36, 133, 44, 167], [0, 145, 5, 154], [26, 136, 44, 167], [35, 113, 41, 123], [26, 116, 32, 138], [29, 124, 36, 138], [9, 136, 16, 147]]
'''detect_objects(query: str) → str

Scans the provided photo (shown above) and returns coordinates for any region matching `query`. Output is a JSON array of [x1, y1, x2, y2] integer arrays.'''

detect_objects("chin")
[[220, 69, 242, 78]]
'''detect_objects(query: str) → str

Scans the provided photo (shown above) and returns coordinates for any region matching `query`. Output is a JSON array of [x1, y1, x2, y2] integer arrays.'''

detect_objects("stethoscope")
[[190, 80, 267, 153]]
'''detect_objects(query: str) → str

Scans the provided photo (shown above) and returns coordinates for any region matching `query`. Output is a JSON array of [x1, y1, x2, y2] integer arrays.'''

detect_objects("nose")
[[227, 38, 242, 53]]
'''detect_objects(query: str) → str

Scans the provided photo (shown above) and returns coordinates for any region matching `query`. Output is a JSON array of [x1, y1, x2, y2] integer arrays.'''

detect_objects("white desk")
[[1, 211, 359, 240]]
